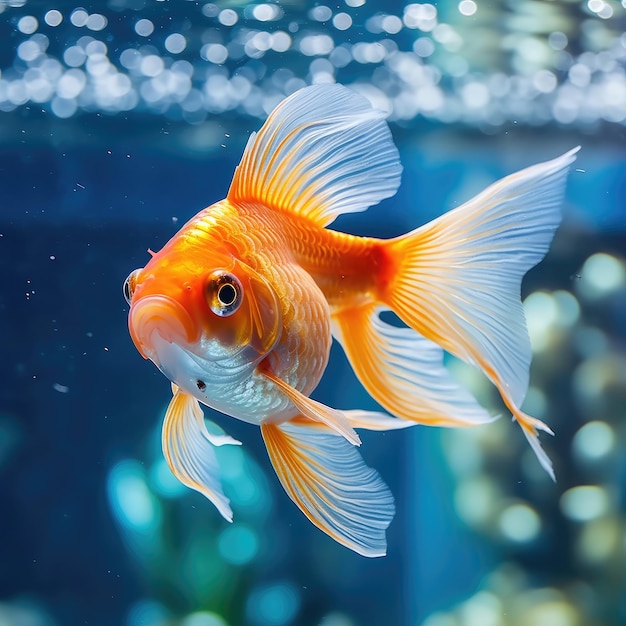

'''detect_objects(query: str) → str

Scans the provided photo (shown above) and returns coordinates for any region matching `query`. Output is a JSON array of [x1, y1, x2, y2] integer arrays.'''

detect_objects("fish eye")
[[207, 271, 243, 316], [123, 269, 141, 305]]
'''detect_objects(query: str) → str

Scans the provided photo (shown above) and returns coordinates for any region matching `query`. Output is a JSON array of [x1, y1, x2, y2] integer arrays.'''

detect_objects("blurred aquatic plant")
[[0, 599, 57, 626], [106, 403, 282, 625], [0, 413, 21, 473], [104, 405, 385, 625], [420, 563, 596, 626]]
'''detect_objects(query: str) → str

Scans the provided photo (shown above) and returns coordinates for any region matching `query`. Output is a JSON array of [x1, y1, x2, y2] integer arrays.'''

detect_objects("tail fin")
[[382, 148, 579, 479]]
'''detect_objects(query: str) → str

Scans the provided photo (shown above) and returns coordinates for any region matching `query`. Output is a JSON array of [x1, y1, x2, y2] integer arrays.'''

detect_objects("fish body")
[[130, 199, 378, 423], [125, 84, 578, 556]]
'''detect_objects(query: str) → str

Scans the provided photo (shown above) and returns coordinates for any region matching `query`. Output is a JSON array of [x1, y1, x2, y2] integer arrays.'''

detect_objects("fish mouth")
[[129, 294, 256, 399], [128, 294, 198, 362]]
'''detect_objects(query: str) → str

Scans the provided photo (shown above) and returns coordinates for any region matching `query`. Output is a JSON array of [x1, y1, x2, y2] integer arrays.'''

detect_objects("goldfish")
[[124, 84, 578, 557]]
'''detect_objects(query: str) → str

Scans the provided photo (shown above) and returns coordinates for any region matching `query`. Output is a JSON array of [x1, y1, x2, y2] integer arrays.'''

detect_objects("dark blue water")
[[2, 2, 626, 626]]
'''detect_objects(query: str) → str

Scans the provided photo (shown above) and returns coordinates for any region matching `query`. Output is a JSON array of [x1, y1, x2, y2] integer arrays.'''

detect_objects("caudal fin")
[[381, 148, 579, 479]]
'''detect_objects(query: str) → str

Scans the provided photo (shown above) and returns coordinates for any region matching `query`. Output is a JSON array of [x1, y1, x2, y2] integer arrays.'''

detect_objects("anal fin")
[[332, 304, 495, 428]]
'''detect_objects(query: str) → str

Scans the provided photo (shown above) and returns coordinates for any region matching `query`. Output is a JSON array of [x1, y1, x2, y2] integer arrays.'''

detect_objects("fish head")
[[124, 242, 282, 400]]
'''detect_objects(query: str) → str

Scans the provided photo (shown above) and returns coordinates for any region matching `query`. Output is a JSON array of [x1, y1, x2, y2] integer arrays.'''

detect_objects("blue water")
[[1, 2, 626, 626]]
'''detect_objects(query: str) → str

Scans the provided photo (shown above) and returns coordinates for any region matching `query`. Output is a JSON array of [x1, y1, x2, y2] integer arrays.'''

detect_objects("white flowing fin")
[[261, 419, 395, 557], [162, 385, 240, 521], [383, 148, 579, 478], [290, 409, 416, 432], [260, 367, 360, 445], [332, 305, 496, 427], [227, 84, 402, 226], [343, 410, 417, 431]]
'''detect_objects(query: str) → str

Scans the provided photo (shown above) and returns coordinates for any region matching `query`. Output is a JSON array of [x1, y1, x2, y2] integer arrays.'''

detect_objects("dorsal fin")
[[227, 84, 402, 227]]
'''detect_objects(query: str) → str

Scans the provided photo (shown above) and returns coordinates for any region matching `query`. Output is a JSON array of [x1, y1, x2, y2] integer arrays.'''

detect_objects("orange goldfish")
[[124, 84, 578, 557]]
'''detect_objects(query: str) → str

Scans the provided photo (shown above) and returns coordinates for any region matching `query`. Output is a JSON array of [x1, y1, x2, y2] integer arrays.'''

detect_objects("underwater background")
[[1, 0, 625, 625]]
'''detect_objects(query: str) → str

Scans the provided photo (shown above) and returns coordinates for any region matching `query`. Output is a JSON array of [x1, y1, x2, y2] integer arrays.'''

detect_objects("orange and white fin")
[[292, 410, 415, 432], [261, 420, 394, 557], [261, 368, 360, 445], [518, 409, 555, 480], [162, 384, 241, 521], [227, 84, 401, 227], [382, 148, 579, 478], [343, 410, 417, 431], [332, 304, 496, 427]]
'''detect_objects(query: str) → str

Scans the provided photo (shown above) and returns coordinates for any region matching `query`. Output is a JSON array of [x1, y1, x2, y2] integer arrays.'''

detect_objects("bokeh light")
[[577, 253, 626, 299], [217, 524, 259, 566], [560, 485, 610, 522], [246, 582, 300, 626], [107, 459, 162, 532], [572, 421, 615, 461], [0, 0, 624, 127], [498, 503, 542, 543]]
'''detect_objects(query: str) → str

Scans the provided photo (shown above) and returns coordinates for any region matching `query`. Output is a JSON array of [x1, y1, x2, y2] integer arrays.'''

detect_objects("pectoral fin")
[[162, 384, 241, 521], [261, 419, 395, 557], [342, 410, 416, 431], [260, 368, 360, 445]]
